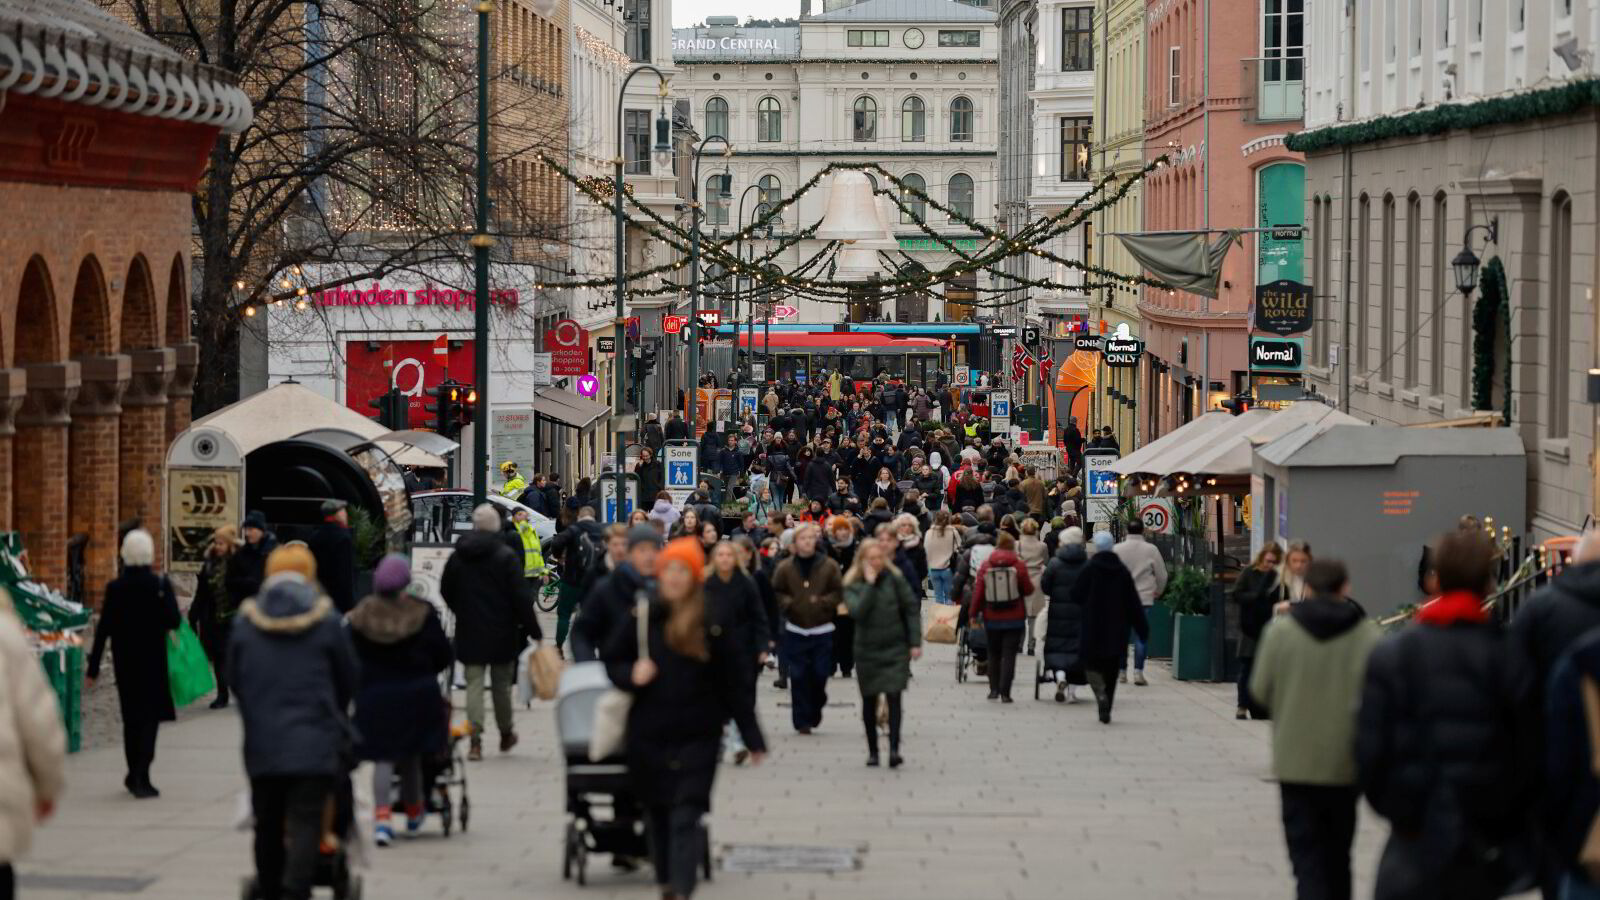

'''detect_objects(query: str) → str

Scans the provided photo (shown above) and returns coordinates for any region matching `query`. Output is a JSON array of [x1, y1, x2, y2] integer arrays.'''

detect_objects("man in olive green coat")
[[1249, 558, 1381, 900]]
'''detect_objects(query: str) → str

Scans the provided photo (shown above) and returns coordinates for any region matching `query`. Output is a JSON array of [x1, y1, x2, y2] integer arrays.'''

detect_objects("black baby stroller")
[[420, 712, 472, 835], [556, 662, 714, 886], [240, 775, 363, 899]]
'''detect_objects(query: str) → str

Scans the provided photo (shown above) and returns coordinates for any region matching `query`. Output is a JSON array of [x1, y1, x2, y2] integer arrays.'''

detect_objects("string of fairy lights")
[[236, 143, 1181, 318]]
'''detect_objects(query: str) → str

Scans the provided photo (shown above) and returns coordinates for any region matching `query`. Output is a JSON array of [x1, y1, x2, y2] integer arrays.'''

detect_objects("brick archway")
[[66, 255, 127, 598], [120, 253, 172, 572], [68, 256, 112, 358], [13, 255, 74, 588], [166, 254, 188, 344]]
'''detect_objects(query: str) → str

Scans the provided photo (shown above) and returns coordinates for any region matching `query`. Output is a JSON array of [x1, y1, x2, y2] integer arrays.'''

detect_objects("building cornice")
[[676, 57, 996, 65], [728, 149, 999, 158]]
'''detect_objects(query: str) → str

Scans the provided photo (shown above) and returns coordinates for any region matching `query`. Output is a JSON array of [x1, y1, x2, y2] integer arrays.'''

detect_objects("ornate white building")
[[671, 0, 1000, 324]]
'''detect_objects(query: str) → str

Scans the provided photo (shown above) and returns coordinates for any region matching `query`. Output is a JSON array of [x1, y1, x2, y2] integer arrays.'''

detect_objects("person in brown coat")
[[1018, 467, 1048, 519], [771, 523, 844, 734]]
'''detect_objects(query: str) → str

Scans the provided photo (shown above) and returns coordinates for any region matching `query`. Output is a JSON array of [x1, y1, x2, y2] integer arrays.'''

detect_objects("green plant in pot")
[[1166, 565, 1213, 680]]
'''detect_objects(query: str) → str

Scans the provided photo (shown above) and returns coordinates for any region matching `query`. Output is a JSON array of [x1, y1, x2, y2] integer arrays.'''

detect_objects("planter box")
[[1145, 602, 1175, 659], [1172, 613, 1212, 682]]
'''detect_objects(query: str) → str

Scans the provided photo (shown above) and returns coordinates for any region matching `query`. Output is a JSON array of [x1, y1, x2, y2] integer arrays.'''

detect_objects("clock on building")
[[903, 28, 924, 48]]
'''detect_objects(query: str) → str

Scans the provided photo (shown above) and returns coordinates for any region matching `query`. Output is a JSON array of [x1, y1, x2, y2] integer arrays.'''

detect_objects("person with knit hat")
[[572, 523, 661, 663], [604, 537, 766, 900], [87, 529, 181, 798], [229, 544, 357, 900], [1070, 530, 1148, 723], [347, 554, 452, 846], [307, 499, 356, 614], [225, 511, 278, 635], [190, 523, 241, 708], [441, 504, 541, 760]]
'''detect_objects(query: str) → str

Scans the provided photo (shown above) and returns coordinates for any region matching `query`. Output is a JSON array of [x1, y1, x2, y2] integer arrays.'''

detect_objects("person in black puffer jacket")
[[440, 505, 541, 759], [1231, 543, 1283, 720], [1039, 528, 1088, 703], [1357, 529, 1538, 900]]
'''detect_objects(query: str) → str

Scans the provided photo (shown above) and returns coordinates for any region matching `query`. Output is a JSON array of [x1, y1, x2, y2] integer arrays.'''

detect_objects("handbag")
[[1578, 674, 1600, 882], [587, 593, 650, 762], [528, 642, 564, 702], [167, 619, 216, 708]]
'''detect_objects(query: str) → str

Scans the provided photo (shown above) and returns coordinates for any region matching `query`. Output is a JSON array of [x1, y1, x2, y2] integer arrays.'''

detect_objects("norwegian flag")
[[1039, 353, 1054, 385], [1012, 345, 1034, 383]]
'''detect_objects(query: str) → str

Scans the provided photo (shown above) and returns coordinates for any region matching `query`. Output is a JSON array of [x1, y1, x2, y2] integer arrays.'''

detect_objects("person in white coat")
[[0, 588, 66, 895], [1112, 520, 1168, 685]]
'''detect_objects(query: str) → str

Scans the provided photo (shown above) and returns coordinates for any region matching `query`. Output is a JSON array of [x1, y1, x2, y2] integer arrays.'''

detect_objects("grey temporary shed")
[[1252, 425, 1526, 617]]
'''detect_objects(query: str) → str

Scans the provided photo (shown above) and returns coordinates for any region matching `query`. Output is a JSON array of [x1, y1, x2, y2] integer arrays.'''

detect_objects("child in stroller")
[[556, 662, 712, 887]]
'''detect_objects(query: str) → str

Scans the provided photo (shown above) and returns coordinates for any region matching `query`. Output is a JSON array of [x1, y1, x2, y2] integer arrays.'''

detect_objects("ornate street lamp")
[[1452, 217, 1499, 297]]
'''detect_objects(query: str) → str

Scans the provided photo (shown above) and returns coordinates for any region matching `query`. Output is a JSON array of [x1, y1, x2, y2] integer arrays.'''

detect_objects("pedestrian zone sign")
[[738, 386, 760, 417], [664, 443, 697, 505], [1085, 452, 1120, 523]]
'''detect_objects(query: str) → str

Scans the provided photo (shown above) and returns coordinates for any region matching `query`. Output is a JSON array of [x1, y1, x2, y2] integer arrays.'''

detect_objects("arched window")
[[705, 97, 728, 140], [900, 173, 927, 223], [758, 174, 781, 208], [757, 97, 781, 142], [949, 96, 974, 142], [852, 96, 877, 141], [704, 173, 730, 225], [901, 96, 926, 142], [947, 173, 974, 220]]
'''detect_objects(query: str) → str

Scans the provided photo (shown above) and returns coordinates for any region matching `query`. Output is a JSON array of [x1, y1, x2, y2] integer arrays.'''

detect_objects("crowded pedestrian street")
[[24, 631, 1390, 900]]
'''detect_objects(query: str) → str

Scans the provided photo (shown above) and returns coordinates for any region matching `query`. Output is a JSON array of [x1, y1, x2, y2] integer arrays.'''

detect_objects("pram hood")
[[556, 662, 618, 757]]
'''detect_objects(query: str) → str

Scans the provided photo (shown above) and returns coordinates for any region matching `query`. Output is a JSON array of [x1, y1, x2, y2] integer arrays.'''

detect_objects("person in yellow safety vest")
[[511, 508, 546, 578], [499, 461, 527, 499], [962, 420, 980, 442]]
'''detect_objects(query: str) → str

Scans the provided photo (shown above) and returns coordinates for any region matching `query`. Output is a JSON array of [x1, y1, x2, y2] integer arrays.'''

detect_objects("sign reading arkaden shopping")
[[1253, 279, 1314, 336]]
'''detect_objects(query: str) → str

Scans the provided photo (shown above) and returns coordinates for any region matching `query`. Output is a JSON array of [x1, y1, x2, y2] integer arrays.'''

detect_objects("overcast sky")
[[672, 0, 799, 27]]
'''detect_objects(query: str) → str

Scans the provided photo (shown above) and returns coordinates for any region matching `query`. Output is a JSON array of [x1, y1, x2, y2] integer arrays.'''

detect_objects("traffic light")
[[1220, 393, 1254, 416], [456, 384, 478, 432], [367, 387, 407, 430], [424, 380, 460, 436], [641, 344, 658, 375]]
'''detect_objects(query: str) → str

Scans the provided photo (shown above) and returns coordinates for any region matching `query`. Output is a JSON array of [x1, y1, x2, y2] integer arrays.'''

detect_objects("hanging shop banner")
[[1249, 336, 1306, 373], [990, 324, 1018, 339], [1074, 335, 1103, 352], [737, 386, 760, 418], [1253, 279, 1314, 336], [531, 352, 553, 386], [168, 468, 243, 574], [989, 389, 1012, 434], [545, 318, 587, 376], [1084, 452, 1120, 524], [663, 442, 698, 506], [1101, 337, 1144, 368]]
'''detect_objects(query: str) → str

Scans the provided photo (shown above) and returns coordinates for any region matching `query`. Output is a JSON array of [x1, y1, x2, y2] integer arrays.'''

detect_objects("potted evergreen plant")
[[1164, 566, 1213, 681]]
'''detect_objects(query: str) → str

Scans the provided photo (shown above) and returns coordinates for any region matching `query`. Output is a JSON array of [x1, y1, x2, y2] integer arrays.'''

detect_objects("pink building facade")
[[1137, 0, 1306, 439]]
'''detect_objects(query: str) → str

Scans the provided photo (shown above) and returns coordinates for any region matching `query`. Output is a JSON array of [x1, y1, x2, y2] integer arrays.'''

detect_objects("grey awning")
[[1116, 230, 1240, 299], [535, 386, 610, 429]]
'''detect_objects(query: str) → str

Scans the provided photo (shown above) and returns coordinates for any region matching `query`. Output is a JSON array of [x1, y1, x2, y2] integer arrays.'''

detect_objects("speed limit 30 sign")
[[1136, 497, 1175, 535]]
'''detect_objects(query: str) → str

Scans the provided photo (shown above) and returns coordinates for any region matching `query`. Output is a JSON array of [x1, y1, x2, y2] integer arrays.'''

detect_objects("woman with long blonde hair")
[[843, 539, 921, 768], [609, 537, 765, 900]]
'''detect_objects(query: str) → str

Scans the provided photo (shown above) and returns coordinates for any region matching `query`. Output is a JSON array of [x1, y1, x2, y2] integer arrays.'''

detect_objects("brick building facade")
[[0, 1, 249, 599]]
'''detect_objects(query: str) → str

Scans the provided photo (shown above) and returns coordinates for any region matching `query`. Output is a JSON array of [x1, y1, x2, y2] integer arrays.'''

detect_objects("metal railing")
[[1240, 57, 1305, 124]]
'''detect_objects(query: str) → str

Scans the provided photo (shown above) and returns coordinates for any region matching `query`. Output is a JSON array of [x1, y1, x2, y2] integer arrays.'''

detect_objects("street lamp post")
[[734, 187, 777, 389], [614, 66, 673, 522], [687, 136, 732, 430], [470, 0, 493, 506]]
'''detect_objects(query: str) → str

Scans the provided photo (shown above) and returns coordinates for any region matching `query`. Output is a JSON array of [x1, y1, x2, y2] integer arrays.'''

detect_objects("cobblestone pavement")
[[30, 617, 1424, 899]]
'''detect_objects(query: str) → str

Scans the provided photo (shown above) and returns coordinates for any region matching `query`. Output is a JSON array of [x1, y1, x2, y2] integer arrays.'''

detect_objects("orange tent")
[[1052, 351, 1098, 437]]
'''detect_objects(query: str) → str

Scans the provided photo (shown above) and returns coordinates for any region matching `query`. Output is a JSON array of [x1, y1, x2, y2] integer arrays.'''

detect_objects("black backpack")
[[563, 527, 598, 583]]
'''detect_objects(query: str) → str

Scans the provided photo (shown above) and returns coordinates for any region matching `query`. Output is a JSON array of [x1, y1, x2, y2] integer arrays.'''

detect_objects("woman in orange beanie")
[[606, 536, 766, 900], [264, 544, 318, 581]]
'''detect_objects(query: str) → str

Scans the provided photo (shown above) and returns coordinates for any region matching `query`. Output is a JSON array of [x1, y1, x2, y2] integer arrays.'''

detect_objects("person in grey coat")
[[228, 544, 358, 900]]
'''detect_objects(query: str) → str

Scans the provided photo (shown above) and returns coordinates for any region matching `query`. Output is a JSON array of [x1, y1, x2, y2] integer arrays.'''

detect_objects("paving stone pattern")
[[30, 613, 1408, 899]]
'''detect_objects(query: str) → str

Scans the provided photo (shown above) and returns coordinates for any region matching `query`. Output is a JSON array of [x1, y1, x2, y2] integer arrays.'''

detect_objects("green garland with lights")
[[1471, 256, 1511, 418], [1285, 78, 1600, 154]]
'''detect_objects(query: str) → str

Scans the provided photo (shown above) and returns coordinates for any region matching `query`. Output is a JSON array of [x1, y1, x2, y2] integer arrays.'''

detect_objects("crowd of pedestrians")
[[8, 371, 1600, 900]]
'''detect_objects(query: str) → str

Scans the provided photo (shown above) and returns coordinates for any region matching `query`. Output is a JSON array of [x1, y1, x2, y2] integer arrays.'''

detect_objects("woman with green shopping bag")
[[87, 530, 181, 799]]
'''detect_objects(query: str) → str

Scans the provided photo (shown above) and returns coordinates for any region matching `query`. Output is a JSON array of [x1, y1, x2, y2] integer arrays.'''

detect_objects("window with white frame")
[[947, 173, 974, 219], [848, 29, 889, 47], [1168, 46, 1181, 105], [938, 29, 981, 47], [949, 96, 974, 141], [1438, 0, 1452, 47], [757, 97, 781, 142], [900, 173, 927, 223], [853, 96, 878, 141], [704, 97, 728, 140], [705, 174, 730, 225], [1061, 7, 1093, 71], [1262, 0, 1304, 82], [902, 96, 926, 142], [1060, 116, 1092, 181]]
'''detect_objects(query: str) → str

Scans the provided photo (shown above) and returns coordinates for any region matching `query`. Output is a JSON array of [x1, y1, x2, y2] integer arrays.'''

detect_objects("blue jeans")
[[781, 629, 833, 731], [1122, 628, 1147, 672], [929, 568, 953, 604]]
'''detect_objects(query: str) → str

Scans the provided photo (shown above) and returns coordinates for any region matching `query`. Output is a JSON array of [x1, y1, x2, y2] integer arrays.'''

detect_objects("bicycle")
[[535, 565, 561, 613]]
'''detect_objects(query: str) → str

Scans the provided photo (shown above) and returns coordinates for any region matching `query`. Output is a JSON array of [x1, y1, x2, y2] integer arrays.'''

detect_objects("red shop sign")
[[545, 318, 588, 376]]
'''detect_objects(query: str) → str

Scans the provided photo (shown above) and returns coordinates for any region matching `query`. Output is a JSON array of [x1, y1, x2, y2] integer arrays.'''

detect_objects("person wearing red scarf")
[[1356, 528, 1538, 900]]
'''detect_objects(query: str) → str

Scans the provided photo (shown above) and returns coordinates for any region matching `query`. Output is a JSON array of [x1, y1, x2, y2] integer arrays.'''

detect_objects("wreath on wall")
[[1470, 256, 1511, 419]]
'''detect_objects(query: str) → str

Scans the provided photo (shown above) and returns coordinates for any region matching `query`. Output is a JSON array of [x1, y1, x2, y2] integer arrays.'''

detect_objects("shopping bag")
[[589, 595, 648, 762], [528, 643, 565, 702], [166, 620, 215, 707], [923, 604, 959, 644]]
